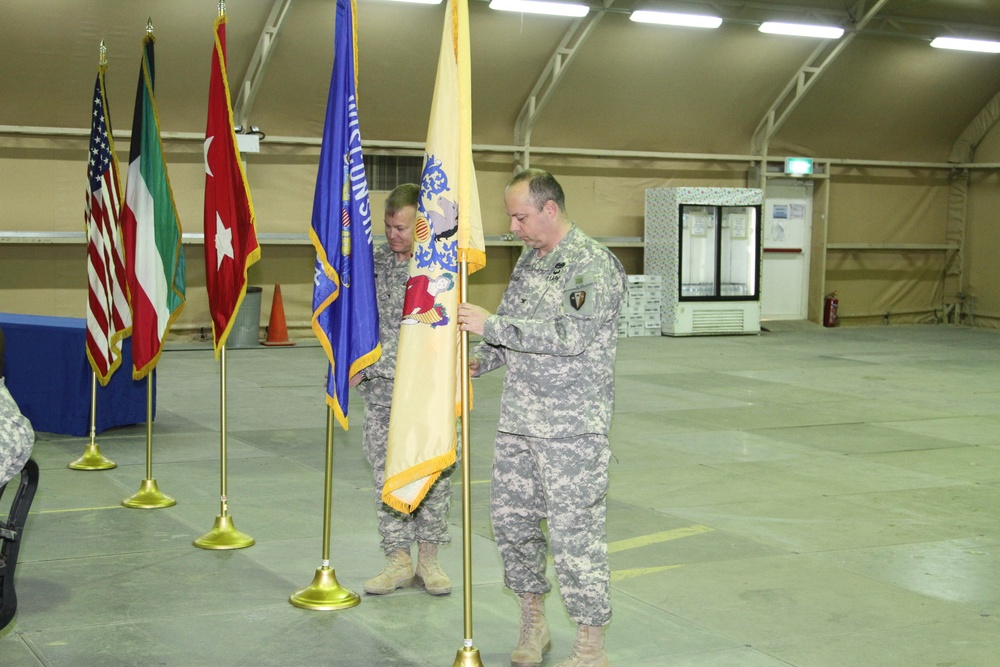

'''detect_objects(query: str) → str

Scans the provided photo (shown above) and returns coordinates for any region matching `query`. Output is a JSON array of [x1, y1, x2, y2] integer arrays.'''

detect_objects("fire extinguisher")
[[823, 292, 839, 328]]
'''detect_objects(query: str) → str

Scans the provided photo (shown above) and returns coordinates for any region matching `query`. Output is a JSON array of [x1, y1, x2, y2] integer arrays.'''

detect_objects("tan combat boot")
[[553, 624, 609, 667], [415, 542, 452, 595], [364, 549, 414, 595], [510, 592, 550, 667]]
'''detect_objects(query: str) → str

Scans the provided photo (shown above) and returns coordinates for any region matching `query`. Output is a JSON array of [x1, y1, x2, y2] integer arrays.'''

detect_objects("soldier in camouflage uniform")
[[458, 170, 625, 667], [352, 184, 453, 597], [0, 328, 34, 488]]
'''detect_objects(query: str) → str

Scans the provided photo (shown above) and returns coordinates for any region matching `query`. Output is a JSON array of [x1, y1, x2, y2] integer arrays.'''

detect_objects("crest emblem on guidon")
[[570, 290, 586, 311]]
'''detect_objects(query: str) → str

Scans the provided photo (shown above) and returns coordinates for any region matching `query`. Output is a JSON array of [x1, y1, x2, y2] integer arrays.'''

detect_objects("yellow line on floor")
[[608, 524, 714, 554], [33, 505, 124, 514], [611, 565, 684, 582]]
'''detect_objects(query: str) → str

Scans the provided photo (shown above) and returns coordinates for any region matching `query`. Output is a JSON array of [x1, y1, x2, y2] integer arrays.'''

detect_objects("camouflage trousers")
[[0, 380, 34, 488], [491, 431, 611, 627], [362, 403, 454, 554]]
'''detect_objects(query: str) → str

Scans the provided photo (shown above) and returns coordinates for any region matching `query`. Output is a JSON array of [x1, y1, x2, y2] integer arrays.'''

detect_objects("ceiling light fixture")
[[759, 21, 844, 39], [488, 0, 590, 18], [930, 36, 1000, 53], [630, 10, 722, 29], [383, 0, 443, 4]]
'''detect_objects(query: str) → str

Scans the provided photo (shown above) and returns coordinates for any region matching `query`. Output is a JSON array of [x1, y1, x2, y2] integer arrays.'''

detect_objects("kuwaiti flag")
[[383, 0, 486, 514], [204, 13, 261, 357], [310, 0, 380, 430], [121, 32, 185, 380], [85, 62, 132, 386]]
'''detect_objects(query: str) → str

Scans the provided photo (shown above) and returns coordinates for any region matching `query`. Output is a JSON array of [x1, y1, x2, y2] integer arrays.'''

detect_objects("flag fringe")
[[458, 246, 486, 274], [382, 448, 456, 514], [325, 344, 381, 431], [132, 300, 184, 380], [212, 252, 260, 359], [87, 325, 133, 386]]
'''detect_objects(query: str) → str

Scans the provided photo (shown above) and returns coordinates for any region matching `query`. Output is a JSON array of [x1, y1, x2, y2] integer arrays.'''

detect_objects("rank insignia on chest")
[[547, 261, 567, 283]]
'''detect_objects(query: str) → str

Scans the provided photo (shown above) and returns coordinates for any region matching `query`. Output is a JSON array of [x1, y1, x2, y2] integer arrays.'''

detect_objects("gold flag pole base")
[[122, 478, 176, 509], [193, 514, 255, 550], [68, 443, 117, 470], [289, 566, 360, 611], [452, 645, 485, 667]]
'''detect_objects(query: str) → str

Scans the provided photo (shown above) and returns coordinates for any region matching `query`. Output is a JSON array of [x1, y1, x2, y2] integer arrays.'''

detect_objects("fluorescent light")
[[630, 10, 722, 29], [930, 37, 1000, 54], [383, 0, 443, 3], [489, 0, 589, 18], [759, 21, 844, 39]]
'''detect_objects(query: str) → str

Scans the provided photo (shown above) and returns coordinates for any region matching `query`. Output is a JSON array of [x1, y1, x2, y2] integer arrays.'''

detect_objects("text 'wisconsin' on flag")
[[121, 31, 186, 380], [86, 61, 132, 386], [382, 0, 486, 514], [204, 12, 261, 357], [310, 0, 380, 430]]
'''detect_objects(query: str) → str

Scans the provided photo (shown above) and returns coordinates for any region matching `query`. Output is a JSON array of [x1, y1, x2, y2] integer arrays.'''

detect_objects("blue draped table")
[[0, 313, 153, 436]]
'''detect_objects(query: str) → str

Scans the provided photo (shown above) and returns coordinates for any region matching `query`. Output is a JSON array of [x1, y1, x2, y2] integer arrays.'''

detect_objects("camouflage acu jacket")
[[357, 244, 409, 407], [0, 377, 34, 487], [473, 225, 626, 438]]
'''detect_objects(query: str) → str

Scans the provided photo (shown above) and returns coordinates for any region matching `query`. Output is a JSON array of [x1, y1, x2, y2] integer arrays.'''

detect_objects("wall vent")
[[363, 155, 423, 192]]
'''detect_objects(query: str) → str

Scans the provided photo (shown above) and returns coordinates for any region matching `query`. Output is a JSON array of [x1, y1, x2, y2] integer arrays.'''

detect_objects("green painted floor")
[[2, 323, 999, 666]]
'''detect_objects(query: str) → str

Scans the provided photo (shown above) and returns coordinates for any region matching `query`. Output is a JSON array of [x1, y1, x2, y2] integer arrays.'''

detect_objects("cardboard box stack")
[[619, 274, 662, 337]]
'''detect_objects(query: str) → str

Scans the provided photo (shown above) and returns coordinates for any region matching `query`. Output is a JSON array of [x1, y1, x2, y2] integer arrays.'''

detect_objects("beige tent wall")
[[0, 133, 974, 336], [823, 166, 953, 326], [1, 141, 751, 339], [966, 120, 1000, 328]]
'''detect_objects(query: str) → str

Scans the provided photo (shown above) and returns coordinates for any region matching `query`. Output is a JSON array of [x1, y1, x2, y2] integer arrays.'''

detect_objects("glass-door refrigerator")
[[645, 188, 762, 335]]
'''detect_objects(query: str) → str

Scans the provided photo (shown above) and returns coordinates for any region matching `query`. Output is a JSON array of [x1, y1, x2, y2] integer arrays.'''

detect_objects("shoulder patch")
[[564, 272, 596, 316]]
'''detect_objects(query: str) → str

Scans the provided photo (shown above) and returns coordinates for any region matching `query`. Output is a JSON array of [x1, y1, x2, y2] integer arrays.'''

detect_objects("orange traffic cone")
[[262, 284, 295, 346]]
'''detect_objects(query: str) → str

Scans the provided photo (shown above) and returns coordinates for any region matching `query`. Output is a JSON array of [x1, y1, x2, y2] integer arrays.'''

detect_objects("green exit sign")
[[784, 157, 813, 176]]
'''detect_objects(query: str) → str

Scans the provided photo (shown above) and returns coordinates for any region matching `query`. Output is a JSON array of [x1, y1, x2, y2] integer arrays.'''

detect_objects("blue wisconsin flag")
[[310, 0, 380, 429]]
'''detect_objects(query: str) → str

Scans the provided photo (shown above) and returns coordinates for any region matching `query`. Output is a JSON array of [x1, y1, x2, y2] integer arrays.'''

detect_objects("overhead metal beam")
[[513, 0, 614, 165], [750, 0, 890, 156], [951, 91, 1000, 163], [232, 0, 294, 132]]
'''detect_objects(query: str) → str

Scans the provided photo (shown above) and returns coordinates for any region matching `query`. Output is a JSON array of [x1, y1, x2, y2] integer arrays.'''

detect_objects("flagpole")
[[74, 38, 118, 472], [69, 372, 118, 470], [289, 404, 360, 610], [453, 259, 484, 667], [122, 374, 176, 508], [194, 344, 255, 549]]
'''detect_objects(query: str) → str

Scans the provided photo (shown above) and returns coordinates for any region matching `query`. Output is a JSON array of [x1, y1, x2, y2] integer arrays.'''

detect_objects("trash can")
[[227, 286, 262, 348]]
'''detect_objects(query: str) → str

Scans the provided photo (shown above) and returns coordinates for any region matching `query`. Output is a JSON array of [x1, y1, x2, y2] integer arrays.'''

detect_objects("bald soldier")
[[458, 169, 626, 667]]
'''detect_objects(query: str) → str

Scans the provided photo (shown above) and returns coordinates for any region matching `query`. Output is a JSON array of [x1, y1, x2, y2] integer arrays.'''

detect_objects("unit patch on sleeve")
[[564, 272, 596, 316]]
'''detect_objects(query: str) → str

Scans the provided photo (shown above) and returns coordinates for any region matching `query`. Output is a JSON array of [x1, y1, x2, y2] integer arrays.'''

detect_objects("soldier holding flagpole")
[[458, 169, 626, 667]]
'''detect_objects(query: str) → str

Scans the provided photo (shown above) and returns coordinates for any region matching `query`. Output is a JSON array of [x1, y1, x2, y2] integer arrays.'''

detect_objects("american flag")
[[85, 66, 131, 386]]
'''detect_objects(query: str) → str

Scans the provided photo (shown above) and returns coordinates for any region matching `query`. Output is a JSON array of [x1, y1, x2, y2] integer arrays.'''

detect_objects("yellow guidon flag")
[[383, 0, 485, 513]]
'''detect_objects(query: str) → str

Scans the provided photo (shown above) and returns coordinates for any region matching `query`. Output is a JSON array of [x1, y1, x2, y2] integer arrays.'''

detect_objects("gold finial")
[[99, 39, 107, 67], [146, 17, 154, 35], [219, 0, 226, 18]]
